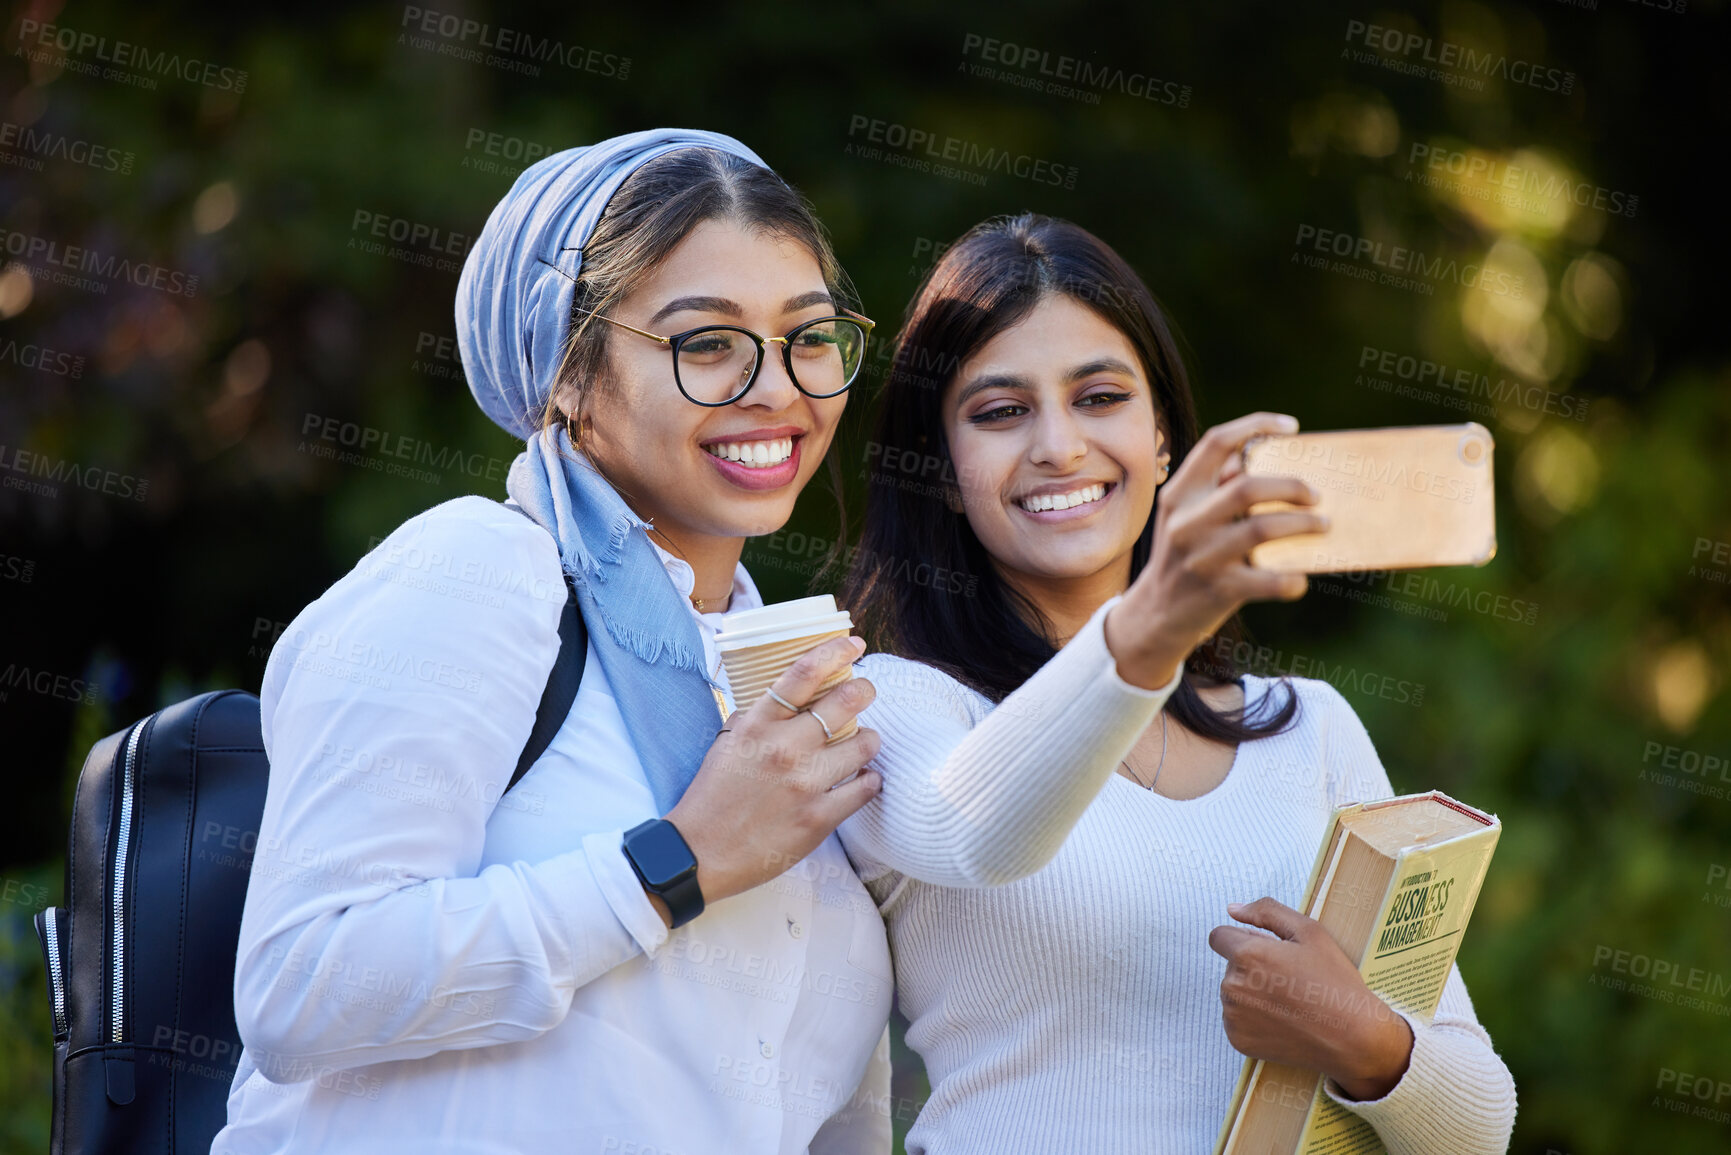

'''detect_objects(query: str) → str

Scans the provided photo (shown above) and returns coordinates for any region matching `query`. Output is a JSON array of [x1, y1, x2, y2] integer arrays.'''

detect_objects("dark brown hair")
[[838, 213, 1296, 743]]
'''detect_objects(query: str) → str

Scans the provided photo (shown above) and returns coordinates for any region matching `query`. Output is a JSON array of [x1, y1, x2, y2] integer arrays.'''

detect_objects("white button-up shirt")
[[213, 496, 893, 1155]]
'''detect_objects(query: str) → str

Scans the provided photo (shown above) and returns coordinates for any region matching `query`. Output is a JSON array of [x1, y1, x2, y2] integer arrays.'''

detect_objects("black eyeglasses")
[[580, 308, 876, 407]]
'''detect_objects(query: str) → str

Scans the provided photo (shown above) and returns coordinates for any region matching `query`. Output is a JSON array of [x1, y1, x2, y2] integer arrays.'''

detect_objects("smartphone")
[[1240, 423, 1496, 573]]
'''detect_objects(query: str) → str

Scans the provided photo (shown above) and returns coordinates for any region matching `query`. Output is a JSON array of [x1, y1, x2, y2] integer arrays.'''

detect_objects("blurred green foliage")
[[2, 2, 1728, 1153]]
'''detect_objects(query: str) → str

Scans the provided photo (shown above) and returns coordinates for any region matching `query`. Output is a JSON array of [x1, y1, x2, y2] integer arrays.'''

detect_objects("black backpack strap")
[[503, 504, 588, 794]]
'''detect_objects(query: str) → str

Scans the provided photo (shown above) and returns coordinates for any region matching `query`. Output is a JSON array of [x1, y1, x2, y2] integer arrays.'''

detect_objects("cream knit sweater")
[[839, 595, 1516, 1155]]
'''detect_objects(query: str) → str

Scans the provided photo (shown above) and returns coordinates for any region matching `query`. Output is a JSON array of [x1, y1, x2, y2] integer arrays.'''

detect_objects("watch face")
[[628, 821, 696, 889]]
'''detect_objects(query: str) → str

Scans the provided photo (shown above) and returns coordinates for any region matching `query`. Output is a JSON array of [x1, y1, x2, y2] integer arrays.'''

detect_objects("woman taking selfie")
[[837, 214, 1517, 1154], [216, 128, 1281, 1154], [216, 129, 900, 1154]]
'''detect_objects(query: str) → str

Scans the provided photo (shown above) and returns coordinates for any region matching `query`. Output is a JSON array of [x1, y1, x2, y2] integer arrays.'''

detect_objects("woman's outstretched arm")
[[838, 413, 1322, 889], [838, 592, 1179, 888]]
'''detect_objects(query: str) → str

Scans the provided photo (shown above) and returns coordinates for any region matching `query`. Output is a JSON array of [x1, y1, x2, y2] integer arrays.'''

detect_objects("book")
[[1212, 790, 1501, 1155]]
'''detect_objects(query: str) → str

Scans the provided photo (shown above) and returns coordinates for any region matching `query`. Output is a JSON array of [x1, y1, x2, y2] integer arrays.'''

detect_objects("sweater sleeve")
[[1312, 682, 1518, 1155], [234, 497, 665, 1082], [837, 594, 1180, 888]]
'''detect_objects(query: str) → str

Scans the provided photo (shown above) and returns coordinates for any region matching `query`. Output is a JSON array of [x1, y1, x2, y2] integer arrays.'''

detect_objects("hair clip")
[[535, 254, 579, 283]]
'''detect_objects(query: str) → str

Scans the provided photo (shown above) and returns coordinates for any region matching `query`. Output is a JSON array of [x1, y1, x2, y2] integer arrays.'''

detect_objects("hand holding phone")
[[1240, 423, 1496, 574]]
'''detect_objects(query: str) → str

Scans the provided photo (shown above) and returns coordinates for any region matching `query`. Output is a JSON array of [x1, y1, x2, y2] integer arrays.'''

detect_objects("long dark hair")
[[837, 213, 1296, 743]]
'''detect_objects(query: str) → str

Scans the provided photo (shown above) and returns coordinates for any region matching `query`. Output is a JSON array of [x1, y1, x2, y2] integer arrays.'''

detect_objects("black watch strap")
[[621, 818, 704, 929]]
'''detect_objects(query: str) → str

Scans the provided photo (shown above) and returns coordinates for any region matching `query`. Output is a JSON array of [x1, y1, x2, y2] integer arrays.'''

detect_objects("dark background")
[[3, 1, 1729, 1151]]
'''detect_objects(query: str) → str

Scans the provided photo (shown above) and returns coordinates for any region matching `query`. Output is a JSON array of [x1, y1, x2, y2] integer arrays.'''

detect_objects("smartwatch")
[[620, 818, 704, 929]]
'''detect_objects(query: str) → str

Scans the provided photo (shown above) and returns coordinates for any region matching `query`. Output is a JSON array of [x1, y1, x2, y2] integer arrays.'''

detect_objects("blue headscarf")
[[455, 128, 774, 814]]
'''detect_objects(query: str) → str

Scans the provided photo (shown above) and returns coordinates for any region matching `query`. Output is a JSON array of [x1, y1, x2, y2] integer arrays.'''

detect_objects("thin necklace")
[[646, 522, 730, 612], [1121, 713, 1169, 792], [645, 520, 731, 721]]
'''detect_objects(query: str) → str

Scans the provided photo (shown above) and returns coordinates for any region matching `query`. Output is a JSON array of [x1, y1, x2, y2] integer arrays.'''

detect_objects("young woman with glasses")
[[834, 214, 1517, 1155], [215, 130, 900, 1154]]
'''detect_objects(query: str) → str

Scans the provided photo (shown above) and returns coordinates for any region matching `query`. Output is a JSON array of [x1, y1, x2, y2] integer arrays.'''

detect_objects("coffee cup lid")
[[716, 594, 853, 649]]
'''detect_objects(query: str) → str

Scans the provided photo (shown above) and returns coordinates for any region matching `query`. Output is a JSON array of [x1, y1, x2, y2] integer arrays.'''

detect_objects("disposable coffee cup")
[[715, 595, 858, 743]]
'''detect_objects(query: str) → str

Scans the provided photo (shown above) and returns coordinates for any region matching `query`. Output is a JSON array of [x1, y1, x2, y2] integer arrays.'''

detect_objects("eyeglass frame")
[[577, 306, 877, 407]]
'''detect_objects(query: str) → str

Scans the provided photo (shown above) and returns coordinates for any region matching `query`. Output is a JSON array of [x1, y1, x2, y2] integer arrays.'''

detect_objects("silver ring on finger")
[[808, 707, 835, 742], [765, 688, 803, 715]]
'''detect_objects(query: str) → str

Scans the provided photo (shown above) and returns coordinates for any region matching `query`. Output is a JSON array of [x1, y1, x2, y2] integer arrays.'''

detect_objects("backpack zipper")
[[43, 907, 68, 1036], [110, 719, 145, 1044]]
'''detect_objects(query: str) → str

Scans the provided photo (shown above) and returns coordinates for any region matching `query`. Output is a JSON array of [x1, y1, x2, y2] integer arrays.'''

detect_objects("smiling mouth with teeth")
[[1016, 482, 1112, 513], [702, 436, 796, 468]]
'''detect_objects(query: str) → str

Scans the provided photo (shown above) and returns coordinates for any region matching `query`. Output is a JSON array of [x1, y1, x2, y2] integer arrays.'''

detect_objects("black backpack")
[[33, 553, 586, 1155]]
